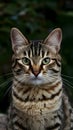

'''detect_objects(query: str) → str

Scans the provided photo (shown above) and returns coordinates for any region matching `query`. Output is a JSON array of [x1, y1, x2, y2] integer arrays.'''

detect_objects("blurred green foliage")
[[0, 0, 73, 112]]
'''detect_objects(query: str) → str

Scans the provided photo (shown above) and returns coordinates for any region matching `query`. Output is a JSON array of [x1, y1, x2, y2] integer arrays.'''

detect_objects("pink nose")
[[33, 71, 39, 77]]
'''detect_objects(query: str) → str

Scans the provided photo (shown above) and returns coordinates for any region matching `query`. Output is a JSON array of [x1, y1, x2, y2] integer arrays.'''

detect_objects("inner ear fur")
[[10, 27, 29, 52], [43, 28, 62, 53]]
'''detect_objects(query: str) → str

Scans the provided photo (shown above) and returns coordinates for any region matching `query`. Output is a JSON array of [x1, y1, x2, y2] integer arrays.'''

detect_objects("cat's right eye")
[[22, 57, 30, 65], [42, 57, 50, 65]]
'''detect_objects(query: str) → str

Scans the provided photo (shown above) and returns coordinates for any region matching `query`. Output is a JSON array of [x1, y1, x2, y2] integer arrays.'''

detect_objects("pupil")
[[26, 59, 28, 62], [45, 58, 49, 62], [25, 58, 29, 63], [45, 59, 47, 62]]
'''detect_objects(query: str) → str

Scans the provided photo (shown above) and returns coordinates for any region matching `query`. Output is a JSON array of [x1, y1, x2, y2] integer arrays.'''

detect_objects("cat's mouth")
[[31, 73, 43, 80], [29, 74, 44, 85], [31, 77, 42, 83], [32, 76, 42, 80]]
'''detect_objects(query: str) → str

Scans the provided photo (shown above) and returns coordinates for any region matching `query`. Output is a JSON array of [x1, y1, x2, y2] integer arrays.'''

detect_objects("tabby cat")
[[0, 28, 73, 130]]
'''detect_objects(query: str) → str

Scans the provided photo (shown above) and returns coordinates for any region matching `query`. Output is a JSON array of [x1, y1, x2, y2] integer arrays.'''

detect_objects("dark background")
[[0, 0, 73, 112]]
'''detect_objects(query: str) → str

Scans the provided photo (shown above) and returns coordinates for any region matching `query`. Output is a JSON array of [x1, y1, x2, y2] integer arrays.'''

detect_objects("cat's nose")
[[31, 65, 40, 77], [33, 71, 40, 77]]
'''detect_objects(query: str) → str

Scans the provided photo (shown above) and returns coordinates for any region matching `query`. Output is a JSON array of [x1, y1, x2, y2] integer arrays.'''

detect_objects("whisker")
[[0, 77, 12, 88], [62, 78, 73, 86], [3, 85, 12, 98], [0, 78, 12, 102], [63, 79, 73, 90], [61, 74, 73, 79], [0, 72, 13, 79], [63, 82, 73, 90]]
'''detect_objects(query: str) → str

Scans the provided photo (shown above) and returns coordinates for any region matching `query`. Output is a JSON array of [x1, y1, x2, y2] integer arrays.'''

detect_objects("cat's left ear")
[[10, 28, 29, 53], [43, 28, 62, 53]]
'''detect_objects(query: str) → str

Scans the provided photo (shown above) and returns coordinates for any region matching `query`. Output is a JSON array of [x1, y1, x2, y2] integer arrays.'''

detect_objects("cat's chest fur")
[[9, 87, 71, 130], [12, 80, 62, 114], [11, 106, 63, 130], [8, 81, 63, 130]]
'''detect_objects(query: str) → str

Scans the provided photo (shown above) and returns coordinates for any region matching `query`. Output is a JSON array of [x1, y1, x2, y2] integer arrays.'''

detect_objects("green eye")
[[42, 57, 50, 65], [22, 57, 30, 65]]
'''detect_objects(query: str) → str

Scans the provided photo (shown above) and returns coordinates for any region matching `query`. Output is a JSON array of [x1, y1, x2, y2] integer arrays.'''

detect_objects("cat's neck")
[[12, 79, 63, 113]]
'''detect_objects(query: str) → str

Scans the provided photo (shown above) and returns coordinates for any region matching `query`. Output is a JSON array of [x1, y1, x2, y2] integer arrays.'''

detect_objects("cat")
[[0, 27, 73, 130]]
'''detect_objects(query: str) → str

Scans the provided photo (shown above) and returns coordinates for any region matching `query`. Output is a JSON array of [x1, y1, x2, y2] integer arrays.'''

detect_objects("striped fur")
[[0, 28, 73, 130]]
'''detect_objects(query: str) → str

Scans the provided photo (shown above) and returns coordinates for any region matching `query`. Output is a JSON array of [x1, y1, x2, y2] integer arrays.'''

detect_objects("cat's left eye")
[[22, 57, 30, 65], [42, 57, 50, 65]]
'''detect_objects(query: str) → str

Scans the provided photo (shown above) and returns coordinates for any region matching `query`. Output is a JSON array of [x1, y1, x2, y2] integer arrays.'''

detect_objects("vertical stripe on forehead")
[[27, 40, 46, 57]]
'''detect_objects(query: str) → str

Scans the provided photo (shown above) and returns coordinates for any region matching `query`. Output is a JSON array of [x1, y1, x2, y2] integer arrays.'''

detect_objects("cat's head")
[[11, 28, 62, 86]]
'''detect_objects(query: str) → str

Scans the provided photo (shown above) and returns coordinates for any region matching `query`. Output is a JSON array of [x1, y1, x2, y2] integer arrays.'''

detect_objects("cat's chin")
[[30, 78, 43, 85], [25, 77, 49, 86]]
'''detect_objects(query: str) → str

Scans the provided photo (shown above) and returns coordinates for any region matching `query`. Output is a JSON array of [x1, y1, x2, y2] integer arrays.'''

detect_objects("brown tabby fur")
[[0, 28, 73, 130]]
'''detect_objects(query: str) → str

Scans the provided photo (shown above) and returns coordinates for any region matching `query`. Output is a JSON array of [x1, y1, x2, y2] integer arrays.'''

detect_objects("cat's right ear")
[[10, 28, 29, 53], [43, 28, 62, 53]]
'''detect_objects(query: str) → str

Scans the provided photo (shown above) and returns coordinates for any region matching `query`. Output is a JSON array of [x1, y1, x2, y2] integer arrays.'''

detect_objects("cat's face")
[[11, 28, 62, 85]]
